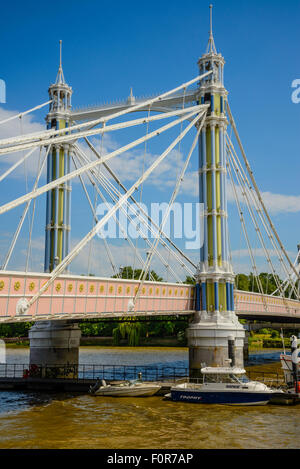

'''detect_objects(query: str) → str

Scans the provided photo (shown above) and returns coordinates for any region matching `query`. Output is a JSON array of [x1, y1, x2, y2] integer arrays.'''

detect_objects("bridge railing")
[[0, 271, 195, 321], [0, 363, 190, 381], [0, 363, 285, 387]]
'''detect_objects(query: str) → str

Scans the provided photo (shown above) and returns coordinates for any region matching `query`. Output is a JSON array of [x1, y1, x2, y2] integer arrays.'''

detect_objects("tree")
[[112, 266, 163, 282], [235, 274, 249, 291], [112, 319, 145, 346], [184, 276, 196, 285]]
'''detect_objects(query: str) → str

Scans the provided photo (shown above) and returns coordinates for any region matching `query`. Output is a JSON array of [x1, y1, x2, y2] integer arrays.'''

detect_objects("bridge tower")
[[187, 6, 245, 374], [44, 40, 72, 272], [29, 42, 81, 375]]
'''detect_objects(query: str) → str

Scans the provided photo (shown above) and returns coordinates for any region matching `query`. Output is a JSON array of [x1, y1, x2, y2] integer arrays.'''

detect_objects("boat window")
[[203, 374, 237, 383], [236, 375, 250, 383], [203, 373, 250, 384]]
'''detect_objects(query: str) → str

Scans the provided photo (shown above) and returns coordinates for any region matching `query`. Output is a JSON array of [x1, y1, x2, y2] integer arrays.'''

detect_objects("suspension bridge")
[[0, 6, 299, 372]]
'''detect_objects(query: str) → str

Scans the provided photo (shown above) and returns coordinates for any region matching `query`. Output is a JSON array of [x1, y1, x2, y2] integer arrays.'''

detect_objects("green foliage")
[[184, 276, 196, 285], [235, 272, 299, 299], [235, 274, 250, 292], [112, 319, 145, 346], [112, 266, 163, 282], [258, 328, 271, 335], [0, 322, 33, 338], [79, 321, 114, 337]]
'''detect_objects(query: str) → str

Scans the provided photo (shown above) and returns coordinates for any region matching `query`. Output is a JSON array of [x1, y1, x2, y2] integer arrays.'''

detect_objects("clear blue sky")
[[0, 0, 299, 278]]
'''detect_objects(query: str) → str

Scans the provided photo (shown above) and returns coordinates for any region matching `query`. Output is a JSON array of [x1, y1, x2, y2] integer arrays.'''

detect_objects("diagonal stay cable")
[[73, 149, 157, 282], [133, 112, 206, 306], [23, 111, 202, 312], [74, 146, 187, 282], [0, 107, 201, 216], [226, 101, 300, 284], [0, 72, 212, 149], [71, 154, 119, 277], [1, 145, 51, 270], [82, 136, 198, 270], [226, 134, 299, 301]]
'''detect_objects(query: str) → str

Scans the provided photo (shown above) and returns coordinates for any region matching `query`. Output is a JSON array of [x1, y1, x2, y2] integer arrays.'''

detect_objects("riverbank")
[[2, 336, 186, 347], [1, 336, 290, 350]]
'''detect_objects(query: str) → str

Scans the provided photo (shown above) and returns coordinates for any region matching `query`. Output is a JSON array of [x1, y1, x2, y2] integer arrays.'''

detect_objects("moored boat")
[[170, 366, 280, 406], [89, 379, 161, 397]]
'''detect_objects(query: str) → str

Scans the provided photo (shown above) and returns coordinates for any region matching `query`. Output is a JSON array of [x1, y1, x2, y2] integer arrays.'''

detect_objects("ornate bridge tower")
[[187, 6, 245, 374], [29, 42, 81, 375], [44, 40, 72, 273]]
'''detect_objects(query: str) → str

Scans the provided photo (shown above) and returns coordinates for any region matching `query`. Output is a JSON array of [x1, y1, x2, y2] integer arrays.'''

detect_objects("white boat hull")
[[91, 383, 161, 397]]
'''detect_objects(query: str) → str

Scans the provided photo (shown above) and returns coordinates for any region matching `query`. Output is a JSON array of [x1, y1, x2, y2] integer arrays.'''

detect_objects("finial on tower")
[[56, 40, 65, 84], [127, 87, 135, 105], [206, 4, 217, 55]]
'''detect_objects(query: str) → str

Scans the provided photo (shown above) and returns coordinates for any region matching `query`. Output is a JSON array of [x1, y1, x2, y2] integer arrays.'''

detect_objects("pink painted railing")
[[0, 271, 300, 322], [0, 271, 194, 322], [234, 290, 300, 320]]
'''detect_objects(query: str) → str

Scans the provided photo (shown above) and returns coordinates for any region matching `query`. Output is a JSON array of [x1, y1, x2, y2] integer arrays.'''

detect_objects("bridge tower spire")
[[44, 40, 72, 272], [187, 5, 245, 374], [29, 42, 81, 377]]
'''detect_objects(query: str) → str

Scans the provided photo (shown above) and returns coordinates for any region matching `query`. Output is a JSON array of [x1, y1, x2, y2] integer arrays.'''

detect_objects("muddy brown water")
[[0, 347, 299, 449]]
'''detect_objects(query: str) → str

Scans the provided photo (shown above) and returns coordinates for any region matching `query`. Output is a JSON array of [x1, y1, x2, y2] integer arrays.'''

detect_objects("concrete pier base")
[[29, 320, 81, 378], [187, 312, 245, 377]]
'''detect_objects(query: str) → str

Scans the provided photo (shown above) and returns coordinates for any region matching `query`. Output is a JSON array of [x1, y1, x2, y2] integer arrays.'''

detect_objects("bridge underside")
[[0, 271, 299, 324]]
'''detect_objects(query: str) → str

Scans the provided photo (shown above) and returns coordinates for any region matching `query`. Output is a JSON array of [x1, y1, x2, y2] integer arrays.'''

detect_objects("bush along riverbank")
[[0, 319, 188, 347], [248, 328, 292, 349], [0, 322, 297, 349]]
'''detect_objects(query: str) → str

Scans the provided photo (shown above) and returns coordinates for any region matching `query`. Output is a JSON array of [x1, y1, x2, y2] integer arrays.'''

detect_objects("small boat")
[[170, 366, 280, 406], [89, 379, 161, 397]]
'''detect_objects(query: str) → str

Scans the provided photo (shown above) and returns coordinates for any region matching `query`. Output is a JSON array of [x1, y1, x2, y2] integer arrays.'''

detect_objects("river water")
[[0, 347, 299, 449]]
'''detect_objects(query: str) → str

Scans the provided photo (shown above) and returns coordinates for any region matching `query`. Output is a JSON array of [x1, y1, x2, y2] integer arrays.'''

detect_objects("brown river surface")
[[0, 347, 299, 449]]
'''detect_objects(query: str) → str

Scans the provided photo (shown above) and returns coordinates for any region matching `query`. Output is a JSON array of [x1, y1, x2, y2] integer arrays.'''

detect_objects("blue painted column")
[[211, 124, 217, 268], [201, 282, 207, 312], [214, 282, 219, 311], [44, 121, 52, 272], [195, 284, 201, 311], [226, 282, 231, 311], [201, 127, 208, 267]]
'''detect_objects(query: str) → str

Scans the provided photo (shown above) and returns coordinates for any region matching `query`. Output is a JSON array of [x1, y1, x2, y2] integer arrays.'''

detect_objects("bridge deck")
[[0, 271, 300, 323], [0, 271, 194, 323]]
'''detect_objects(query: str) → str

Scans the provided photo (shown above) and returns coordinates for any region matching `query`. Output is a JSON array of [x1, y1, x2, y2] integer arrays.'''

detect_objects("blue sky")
[[0, 0, 299, 280]]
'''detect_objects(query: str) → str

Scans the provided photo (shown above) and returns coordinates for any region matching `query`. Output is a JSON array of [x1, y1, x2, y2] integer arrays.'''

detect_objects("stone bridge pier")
[[29, 320, 81, 377]]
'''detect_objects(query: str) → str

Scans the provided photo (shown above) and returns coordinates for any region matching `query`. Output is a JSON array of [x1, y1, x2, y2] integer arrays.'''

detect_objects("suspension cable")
[[226, 101, 300, 284], [76, 148, 196, 279], [73, 149, 157, 282], [82, 135, 197, 269], [133, 113, 206, 305], [0, 72, 212, 149], [25, 111, 203, 311], [71, 154, 119, 277], [227, 154, 268, 311], [75, 148, 184, 283], [227, 148, 293, 311], [0, 107, 202, 216], [226, 134, 299, 301], [1, 145, 51, 270], [0, 100, 52, 126]]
